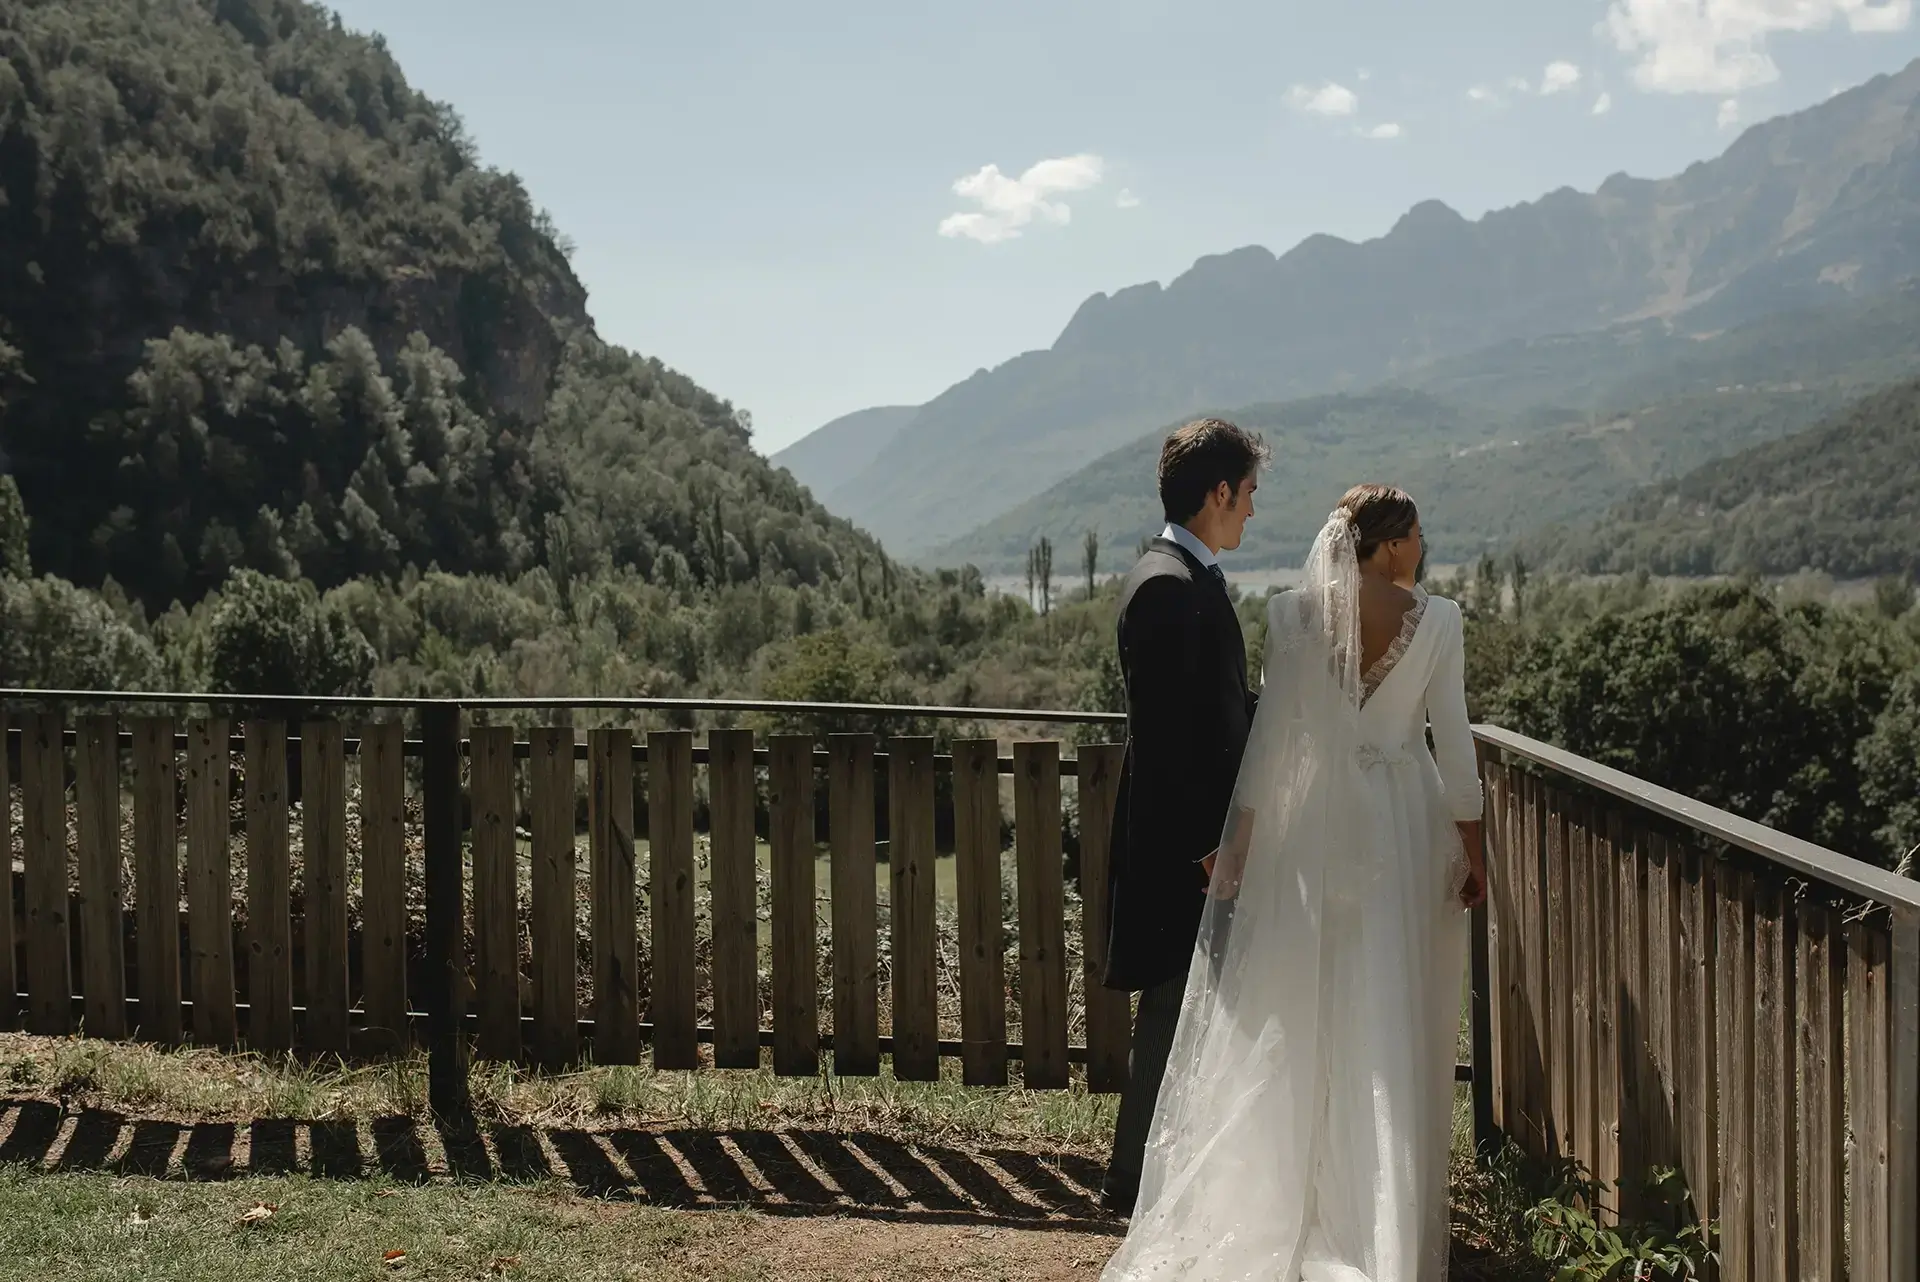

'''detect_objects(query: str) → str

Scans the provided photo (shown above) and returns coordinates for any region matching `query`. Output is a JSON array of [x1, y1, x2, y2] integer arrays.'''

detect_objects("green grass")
[[0, 1028, 1556, 1280], [0, 1169, 765, 1282]]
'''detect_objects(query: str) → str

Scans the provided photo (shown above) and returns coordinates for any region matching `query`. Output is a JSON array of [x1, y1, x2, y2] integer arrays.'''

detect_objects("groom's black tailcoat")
[[1102, 537, 1256, 993]]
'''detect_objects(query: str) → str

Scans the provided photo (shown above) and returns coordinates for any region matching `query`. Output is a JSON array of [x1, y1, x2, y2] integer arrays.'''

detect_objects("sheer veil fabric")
[[1101, 511, 1483, 1282]]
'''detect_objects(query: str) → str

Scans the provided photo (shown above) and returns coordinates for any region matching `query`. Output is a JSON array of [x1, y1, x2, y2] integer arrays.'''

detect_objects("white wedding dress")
[[1102, 513, 1484, 1282]]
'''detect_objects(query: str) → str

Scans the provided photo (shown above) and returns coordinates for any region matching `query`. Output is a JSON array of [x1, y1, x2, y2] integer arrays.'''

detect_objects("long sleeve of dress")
[[1426, 599, 1484, 822]]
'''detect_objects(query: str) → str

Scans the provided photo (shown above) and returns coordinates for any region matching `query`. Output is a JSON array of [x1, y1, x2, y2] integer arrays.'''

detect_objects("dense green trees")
[[1454, 569, 1920, 870]]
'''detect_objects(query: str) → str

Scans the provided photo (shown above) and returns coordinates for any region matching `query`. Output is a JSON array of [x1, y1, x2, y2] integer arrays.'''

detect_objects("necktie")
[[1208, 564, 1227, 590]]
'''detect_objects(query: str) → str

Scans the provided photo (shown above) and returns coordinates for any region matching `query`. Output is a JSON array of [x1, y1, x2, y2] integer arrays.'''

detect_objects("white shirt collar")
[[1160, 522, 1219, 570]]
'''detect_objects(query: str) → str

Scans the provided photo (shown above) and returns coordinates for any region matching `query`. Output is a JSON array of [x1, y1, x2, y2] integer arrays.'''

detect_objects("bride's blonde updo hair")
[[1336, 484, 1419, 561]]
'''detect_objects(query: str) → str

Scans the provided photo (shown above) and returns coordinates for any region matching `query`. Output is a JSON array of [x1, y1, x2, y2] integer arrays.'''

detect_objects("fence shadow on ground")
[[0, 1096, 1123, 1236]]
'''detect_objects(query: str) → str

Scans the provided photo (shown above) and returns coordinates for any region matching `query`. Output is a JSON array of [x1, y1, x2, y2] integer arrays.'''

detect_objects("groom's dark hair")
[[1158, 418, 1269, 524]]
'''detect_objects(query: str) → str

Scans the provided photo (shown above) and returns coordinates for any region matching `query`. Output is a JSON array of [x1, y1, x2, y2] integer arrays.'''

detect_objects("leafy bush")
[[1521, 1157, 1716, 1280], [206, 569, 376, 696], [0, 574, 163, 690]]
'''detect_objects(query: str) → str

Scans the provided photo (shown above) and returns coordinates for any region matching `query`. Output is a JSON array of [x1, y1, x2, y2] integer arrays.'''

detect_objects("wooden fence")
[[0, 695, 1134, 1096], [8, 693, 1918, 1276], [1476, 726, 1920, 1282]]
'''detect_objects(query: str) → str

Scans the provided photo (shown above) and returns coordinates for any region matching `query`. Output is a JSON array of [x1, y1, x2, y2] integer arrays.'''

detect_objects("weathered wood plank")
[[244, 722, 293, 1052], [706, 728, 758, 1071], [1568, 793, 1596, 1175], [1075, 743, 1129, 1094], [186, 718, 237, 1047], [1615, 810, 1651, 1220], [470, 725, 521, 1062], [1890, 909, 1919, 1282], [589, 728, 639, 1065], [357, 721, 407, 1053], [886, 736, 939, 1082], [952, 738, 1007, 1088], [1520, 771, 1550, 1157], [1645, 833, 1681, 1183], [1675, 846, 1719, 1236], [1750, 877, 1796, 1281], [1715, 865, 1756, 1282], [529, 727, 578, 1069], [826, 733, 879, 1077], [768, 734, 818, 1077], [21, 711, 71, 1036], [0, 704, 14, 1032], [648, 730, 699, 1071], [1545, 784, 1572, 1157], [1476, 747, 1506, 1134], [300, 721, 346, 1053], [1591, 803, 1622, 1215], [131, 717, 181, 1044], [1848, 918, 1890, 1282], [75, 715, 127, 1039], [1013, 741, 1068, 1091], [1795, 899, 1843, 1282]]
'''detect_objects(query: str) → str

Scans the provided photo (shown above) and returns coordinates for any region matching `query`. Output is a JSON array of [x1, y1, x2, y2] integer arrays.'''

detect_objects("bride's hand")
[[1455, 820, 1487, 909]]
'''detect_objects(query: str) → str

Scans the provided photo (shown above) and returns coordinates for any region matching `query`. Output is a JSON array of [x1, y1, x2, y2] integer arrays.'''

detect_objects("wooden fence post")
[[887, 737, 939, 1082], [952, 739, 1006, 1087], [423, 704, 469, 1121], [1014, 741, 1067, 1090], [75, 714, 127, 1040], [245, 721, 293, 1052], [827, 733, 879, 1078], [1075, 742, 1129, 1094], [648, 730, 699, 1071], [131, 717, 181, 1044], [706, 728, 759, 1071], [0, 704, 13, 1031], [300, 720, 347, 1054], [358, 720, 409, 1053], [21, 711, 70, 1036], [589, 728, 639, 1065]]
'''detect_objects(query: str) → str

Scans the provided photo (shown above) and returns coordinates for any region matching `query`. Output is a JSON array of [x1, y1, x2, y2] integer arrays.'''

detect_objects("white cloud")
[[1717, 97, 1742, 128], [1506, 74, 1535, 92], [1467, 84, 1500, 103], [1540, 61, 1583, 94], [1593, 90, 1615, 114], [1116, 188, 1141, 209], [1604, 0, 1913, 95], [1287, 81, 1360, 117], [937, 154, 1104, 245], [1360, 122, 1404, 140], [1357, 68, 1374, 82]]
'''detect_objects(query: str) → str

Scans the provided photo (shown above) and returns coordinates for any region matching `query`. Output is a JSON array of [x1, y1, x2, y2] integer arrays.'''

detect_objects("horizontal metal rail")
[[0, 687, 1127, 727]]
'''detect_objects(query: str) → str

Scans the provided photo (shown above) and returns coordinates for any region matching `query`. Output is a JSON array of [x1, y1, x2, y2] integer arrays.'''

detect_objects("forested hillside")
[[0, 0, 1063, 712], [1560, 376, 1920, 579]]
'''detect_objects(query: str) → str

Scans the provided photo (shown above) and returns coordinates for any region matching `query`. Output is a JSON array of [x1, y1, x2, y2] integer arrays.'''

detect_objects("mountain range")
[[779, 59, 1920, 563], [935, 283, 1920, 571]]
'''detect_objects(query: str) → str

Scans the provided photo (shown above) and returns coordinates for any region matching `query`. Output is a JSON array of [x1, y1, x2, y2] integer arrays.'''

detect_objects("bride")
[[1101, 484, 1487, 1282]]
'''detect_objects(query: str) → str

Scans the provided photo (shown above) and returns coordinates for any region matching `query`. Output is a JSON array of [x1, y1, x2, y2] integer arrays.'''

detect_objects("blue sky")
[[327, 1, 1920, 453]]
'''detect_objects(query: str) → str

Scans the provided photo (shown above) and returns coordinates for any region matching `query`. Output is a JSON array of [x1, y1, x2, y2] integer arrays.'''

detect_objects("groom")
[[1100, 417, 1267, 1216]]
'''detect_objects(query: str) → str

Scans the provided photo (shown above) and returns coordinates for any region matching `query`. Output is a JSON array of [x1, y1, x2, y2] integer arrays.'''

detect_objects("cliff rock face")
[[803, 60, 1920, 556]]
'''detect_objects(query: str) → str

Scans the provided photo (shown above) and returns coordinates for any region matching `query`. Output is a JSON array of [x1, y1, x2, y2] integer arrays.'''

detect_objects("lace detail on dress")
[[1360, 587, 1428, 706]]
